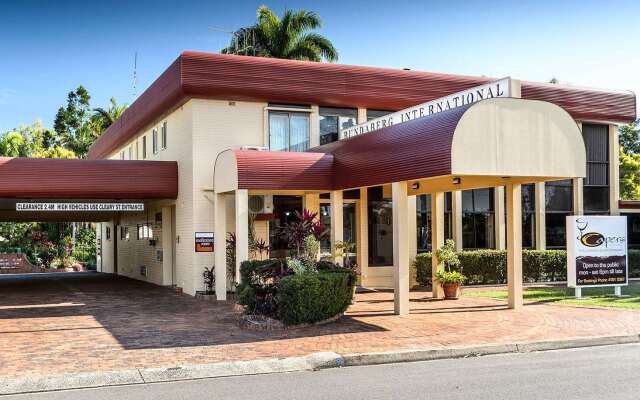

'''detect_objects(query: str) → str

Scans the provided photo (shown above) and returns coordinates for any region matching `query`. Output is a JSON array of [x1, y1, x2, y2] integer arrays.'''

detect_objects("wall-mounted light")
[[452, 177, 461, 185], [411, 182, 420, 190]]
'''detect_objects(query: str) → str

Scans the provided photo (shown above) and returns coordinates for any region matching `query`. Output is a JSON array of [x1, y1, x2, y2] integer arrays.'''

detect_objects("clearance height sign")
[[566, 216, 628, 288]]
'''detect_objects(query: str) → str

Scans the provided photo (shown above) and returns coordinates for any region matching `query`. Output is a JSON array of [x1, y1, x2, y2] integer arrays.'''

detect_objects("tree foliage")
[[221, 6, 338, 62], [619, 120, 640, 200]]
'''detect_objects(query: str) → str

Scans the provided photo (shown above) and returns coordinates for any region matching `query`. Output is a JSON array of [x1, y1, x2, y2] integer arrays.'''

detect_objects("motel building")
[[0, 51, 637, 314]]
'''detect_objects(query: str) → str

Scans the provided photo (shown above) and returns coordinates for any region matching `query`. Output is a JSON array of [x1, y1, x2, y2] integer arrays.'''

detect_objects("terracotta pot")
[[442, 283, 461, 299]]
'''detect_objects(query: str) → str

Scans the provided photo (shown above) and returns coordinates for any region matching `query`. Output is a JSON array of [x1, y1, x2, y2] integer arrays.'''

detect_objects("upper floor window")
[[142, 136, 147, 159], [128, 145, 133, 160], [582, 123, 609, 214], [152, 128, 158, 154], [269, 111, 310, 152], [319, 107, 357, 145], [120, 151, 125, 160], [161, 121, 167, 150]]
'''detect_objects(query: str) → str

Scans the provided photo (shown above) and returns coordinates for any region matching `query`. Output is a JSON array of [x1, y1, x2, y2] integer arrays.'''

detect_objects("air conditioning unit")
[[240, 145, 269, 151], [248, 195, 274, 214]]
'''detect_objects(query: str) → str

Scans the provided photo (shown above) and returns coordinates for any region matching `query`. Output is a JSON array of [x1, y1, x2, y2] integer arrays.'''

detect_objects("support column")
[[494, 187, 506, 250], [303, 193, 320, 215], [357, 188, 369, 285], [506, 183, 523, 309], [214, 193, 227, 300], [431, 191, 445, 299], [573, 178, 584, 216], [161, 206, 174, 286], [235, 189, 249, 284], [452, 191, 463, 250], [408, 195, 417, 288], [609, 124, 620, 215], [392, 181, 410, 315], [330, 190, 344, 265], [535, 182, 546, 250]]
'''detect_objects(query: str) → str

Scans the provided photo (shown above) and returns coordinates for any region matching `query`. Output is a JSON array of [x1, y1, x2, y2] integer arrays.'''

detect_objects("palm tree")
[[221, 6, 338, 62], [92, 97, 127, 130]]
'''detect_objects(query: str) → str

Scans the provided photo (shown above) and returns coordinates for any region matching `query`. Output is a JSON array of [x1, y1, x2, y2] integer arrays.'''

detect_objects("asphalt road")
[[7, 344, 640, 400]]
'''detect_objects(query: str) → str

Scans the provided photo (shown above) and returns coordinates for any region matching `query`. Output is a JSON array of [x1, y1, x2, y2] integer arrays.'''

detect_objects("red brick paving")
[[1, 273, 640, 378]]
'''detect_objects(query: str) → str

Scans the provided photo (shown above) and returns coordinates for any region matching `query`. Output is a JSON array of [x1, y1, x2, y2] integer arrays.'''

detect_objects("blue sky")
[[1, 0, 639, 132]]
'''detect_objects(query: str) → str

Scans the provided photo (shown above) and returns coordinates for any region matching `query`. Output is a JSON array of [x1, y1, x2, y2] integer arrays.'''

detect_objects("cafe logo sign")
[[567, 216, 628, 288], [340, 77, 512, 139]]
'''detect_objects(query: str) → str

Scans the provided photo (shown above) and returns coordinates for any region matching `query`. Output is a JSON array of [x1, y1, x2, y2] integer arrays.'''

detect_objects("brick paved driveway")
[[2, 273, 640, 378]]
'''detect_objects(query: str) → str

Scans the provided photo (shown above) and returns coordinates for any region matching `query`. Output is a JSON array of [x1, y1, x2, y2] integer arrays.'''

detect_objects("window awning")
[[215, 98, 586, 193]]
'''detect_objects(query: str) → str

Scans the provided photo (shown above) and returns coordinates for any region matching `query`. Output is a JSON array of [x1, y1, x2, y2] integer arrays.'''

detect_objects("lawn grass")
[[466, 282, 640, 310]]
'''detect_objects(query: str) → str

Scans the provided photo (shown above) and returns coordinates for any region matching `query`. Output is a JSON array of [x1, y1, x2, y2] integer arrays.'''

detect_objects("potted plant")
[[435, 239, 466, 299], [196, 266, 216, 301]]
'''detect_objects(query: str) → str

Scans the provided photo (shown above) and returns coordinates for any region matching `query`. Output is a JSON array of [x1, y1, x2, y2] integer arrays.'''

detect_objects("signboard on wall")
[[340, 77, 512, 139], [195, 232, 214, 252], [16, 203, 144, 212], [567, 216, 628, 288]]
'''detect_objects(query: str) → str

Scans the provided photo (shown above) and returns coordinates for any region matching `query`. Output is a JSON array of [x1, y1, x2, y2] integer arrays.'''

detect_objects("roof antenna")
[[132, 51, 138, 99]]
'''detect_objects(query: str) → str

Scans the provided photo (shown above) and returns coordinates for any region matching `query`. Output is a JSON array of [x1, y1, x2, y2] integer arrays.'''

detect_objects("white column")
[[392, 181, 410, 315], [494, 186, 506, 250], [357, 188, 369, 285], [330, 190, 344, 265], [310, 105, 320, 147], [451, 191, 463, 250], [535, 182, 546, 250], [303, 193, 320, 215], [431, 191, 445, 299], [214, 193, 227, 300], [573, 178, 584, 216], [161, 206, 174, 286], [408, 195, 417, 288], [235, 189, 249, 284], [609, 124, 620, 215], [506, 183, 523, 309]]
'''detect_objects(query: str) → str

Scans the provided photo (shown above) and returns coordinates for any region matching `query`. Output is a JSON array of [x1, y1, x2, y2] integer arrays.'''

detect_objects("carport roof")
[[0, 157, 178, 199]]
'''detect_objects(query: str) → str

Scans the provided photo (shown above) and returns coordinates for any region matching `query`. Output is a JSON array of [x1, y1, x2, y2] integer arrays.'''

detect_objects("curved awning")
[[214, 98, 586, 193], [0, 158, 178, 199]]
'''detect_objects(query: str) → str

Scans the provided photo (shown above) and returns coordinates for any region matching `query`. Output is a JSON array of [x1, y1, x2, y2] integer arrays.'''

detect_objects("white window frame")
[[152, 128, 158, 154], [142, 136, 147, 159]]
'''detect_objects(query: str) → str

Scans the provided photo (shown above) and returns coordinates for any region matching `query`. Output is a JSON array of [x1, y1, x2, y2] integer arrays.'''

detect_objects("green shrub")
[[278, 270, 356, 325], [413, 249, 570, 285]]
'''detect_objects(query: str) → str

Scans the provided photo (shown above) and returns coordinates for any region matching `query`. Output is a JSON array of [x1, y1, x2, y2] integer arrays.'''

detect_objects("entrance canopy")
[[215, 98, 586, 194], [0, 157, 178, 221]]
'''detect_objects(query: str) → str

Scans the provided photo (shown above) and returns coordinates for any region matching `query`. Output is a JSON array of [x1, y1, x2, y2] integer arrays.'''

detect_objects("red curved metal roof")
[[233, 150, 334, 190], [88, 52, 636, 160], [233, 105, 469, 191], [0, 158, 178, 199]]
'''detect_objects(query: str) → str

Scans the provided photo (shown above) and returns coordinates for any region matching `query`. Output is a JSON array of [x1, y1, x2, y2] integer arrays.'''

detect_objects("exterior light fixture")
[[452, 177, 461, 185], [411, 182, 420, 190]]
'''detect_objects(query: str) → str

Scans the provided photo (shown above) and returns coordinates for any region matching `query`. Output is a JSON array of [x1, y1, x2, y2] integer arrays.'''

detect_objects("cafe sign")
[[566, 216, 628, 288], [340, 77, 513, 139]]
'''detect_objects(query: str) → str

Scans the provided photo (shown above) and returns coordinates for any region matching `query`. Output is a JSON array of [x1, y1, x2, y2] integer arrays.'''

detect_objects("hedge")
[[278, 270, 356, 325], [236, 259, 356, 325], [413, 249, 640, 285]]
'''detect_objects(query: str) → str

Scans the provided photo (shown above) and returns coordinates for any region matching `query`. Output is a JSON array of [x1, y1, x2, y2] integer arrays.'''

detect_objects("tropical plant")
[[203, 266, 215, 294], [92, 97, 127, 130], [435, 270, 466, 284], [434, 239, 466, 287], [279, 209, 328, 256], [221, 6, 338, 62]]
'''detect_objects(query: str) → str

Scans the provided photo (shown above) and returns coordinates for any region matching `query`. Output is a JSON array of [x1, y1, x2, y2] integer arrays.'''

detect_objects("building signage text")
[[195, 232, 214, 252], [340, 77, 512, 139], [16, 203, 145, 212]]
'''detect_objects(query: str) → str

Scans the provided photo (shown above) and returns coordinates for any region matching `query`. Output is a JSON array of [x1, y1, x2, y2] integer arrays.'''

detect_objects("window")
[[152, 128, 158, 154], [318, 203, 357, 257], [135, 141, 139, 160], [105, 226, 111, 240], [120, 151, 125, 160], [583, 124, 609, 214], [462, 189, 495, 249], [137, 223, 153, 240], [269, 112, 310, 152], [120, 226, 129, 241], [416, 193, 453, 253], [521, 184, 536, 249], [624, 213, 640, 250], [367, 109, 393, 121], [268, 196, 303, 258], [545, 179, 573, 248], [319, 107, 357, 145], [161, 121, 167, 150], [368, 186, 393, 266], [128, 145, 133, 160], [142, 136, 147, 159]]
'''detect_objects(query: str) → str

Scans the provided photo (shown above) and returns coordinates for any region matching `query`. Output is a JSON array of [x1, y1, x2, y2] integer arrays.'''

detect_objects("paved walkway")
[[2, 273, 640, 378]]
